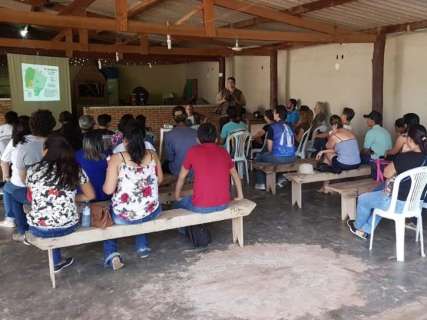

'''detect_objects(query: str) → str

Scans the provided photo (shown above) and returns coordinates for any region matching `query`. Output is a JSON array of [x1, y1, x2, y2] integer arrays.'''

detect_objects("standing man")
[[361, 111, 392, 163]]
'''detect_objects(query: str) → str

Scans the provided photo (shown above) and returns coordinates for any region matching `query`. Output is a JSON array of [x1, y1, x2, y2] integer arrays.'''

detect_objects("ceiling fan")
[[229, 39, 260, 52]]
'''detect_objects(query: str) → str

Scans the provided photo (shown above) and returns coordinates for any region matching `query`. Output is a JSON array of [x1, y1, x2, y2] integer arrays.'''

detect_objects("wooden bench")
[[252, 159, 315, 194], [284, 165, 371, 208], [26, 199, 256, 288], [324, 178, 378, 221]]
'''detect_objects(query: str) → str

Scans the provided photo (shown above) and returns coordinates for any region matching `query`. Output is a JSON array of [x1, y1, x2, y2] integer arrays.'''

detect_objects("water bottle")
[[81, 203, 91, 227]]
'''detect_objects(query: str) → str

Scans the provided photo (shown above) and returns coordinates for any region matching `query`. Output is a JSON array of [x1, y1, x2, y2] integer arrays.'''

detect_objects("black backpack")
[[185, 224, 212, 248]]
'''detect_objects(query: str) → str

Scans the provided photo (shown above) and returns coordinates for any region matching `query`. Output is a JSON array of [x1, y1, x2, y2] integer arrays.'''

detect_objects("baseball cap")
[[363, 111, 382, 124]]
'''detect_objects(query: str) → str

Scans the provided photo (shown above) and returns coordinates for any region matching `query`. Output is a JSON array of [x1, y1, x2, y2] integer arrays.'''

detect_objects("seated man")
[[285, 99, 299, 128], [175, 123, 244, 213], [255, 105, 296, 190], [220, 107, 247, 145], [96, 114, 114, 136], [163, 106, 198, 176], [185, 105, 205, 127], [361, 111, 392, 163], [341, 107, 355, 131]]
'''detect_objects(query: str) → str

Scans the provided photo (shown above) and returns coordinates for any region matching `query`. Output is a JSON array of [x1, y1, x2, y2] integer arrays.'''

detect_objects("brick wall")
[[83, 105, 221, 141], [0, 99, 12, 124]]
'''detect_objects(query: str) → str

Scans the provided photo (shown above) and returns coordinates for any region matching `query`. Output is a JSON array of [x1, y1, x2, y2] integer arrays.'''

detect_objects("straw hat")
[[298, 163, 314, 175]]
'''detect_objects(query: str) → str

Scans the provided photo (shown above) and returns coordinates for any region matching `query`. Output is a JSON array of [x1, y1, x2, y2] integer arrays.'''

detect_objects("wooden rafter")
[[213, 0, 357, 35], [128, 0, 163, 18], [175, 5, 202, 25], [229, 0, 358, 29], [203, 0, 216, 37], [115, 0, 128, 32], [58, 0, 97, 15], [0, 8, 376, 43]]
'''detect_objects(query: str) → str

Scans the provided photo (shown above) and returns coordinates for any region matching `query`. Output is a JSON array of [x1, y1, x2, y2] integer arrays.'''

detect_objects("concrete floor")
[[1, 183, 427, 320]]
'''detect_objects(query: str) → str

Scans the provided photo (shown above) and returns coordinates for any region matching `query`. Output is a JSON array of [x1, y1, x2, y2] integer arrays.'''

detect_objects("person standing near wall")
[[216, 77, 246, 115]]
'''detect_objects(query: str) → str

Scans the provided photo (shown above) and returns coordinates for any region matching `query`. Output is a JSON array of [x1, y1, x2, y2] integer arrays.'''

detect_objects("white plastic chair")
[[369, 167, 427, 262], [295, 128, 311, 159], [225, 130, 251, 184], [250, 134, 267, 170]]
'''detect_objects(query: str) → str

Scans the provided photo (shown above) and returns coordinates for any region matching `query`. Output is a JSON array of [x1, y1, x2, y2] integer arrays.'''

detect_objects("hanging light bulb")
[[148, 62, 152, 69], [166, 34, 172, 50], [115, 51, 120, 62], [98, 59, 102, 69], [20, 25, 29, 38]]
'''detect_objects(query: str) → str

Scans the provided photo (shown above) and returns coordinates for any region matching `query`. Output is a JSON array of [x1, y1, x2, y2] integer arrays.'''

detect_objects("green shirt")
[[363, 125, 392, 159]]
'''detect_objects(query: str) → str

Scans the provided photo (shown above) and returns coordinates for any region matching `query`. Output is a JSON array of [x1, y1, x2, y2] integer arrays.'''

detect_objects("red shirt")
[[183, 143, 234, 208]]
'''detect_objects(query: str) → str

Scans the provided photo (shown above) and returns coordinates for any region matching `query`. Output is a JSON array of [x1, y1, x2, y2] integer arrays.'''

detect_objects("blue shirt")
[[75, 150, 110, 201], [220, 121, 247, 144], [285, 110, 300, 127], [164, 126, 198, 176], [363, 125, 392, 159], [267, 121, 296, 157]]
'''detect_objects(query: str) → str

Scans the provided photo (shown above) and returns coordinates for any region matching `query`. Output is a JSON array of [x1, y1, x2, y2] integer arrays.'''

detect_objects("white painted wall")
[[185, 61, 218, 104]]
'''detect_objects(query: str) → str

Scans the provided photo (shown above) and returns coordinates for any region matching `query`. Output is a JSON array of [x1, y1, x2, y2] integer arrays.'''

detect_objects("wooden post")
[[270, 50, 278, 108], [218, 56, 225, 92], [372, 33, 385, 113]]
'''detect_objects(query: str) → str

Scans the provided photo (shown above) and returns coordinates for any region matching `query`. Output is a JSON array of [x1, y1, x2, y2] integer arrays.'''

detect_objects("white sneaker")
[[0, 219, 16, 228], [255, 184, 266, 191]]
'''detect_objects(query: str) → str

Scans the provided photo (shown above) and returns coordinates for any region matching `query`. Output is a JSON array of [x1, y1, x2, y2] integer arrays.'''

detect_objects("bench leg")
[[48, 249, 56, 289], [266, 172, 277, 195], [342, 195, 357, 221], [232, 216, 244, 247], [292, 181, 302, 208]]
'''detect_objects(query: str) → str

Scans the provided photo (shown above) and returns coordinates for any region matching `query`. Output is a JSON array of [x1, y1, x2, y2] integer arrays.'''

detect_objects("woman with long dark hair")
[[103, 121, 163, 270], [348, 124, 427, 240], [26, 135, 95, 272], [0, 116, 30, 228]]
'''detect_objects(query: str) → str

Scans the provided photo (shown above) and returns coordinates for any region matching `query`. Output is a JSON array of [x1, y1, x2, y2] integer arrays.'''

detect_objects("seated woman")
[[348, 124, 427, 240], [310, 102, 330, 153], [385, 113, 420, 160], [75, 131, 110, 202], [255, 105, 296, 190], [294, 106, 314, 146], [26, 135, 95, 272], [252, 109, 274, 149], [103, 121, 163, 270], [316, 115, 361, 172]]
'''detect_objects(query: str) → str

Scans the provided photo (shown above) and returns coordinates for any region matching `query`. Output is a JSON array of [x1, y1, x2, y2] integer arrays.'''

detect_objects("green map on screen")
[[22, 63, 60, 101]]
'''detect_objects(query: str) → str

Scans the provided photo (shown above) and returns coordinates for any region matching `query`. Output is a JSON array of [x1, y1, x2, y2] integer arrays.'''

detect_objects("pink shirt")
[[183, 143, 234, 208]]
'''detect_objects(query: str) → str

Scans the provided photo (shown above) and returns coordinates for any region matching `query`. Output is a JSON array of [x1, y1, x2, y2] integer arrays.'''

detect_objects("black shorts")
[[331, 156, 360, 171]]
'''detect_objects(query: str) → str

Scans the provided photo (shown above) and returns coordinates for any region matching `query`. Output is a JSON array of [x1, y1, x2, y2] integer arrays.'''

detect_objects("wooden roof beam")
[[0, 8, 376, 43], [128, 0, 163, 18], [175, 5, 202, 25], [227, 0, 358, 29], [58, 0, 97, 15], [214, 0, 358, 35], [203, 0, 216, 37], [115, 0, 128, 32]]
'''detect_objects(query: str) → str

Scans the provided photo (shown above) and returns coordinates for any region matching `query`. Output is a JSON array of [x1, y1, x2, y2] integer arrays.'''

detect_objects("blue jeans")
[[355, 190, 405, 234], [173, 196, 228, 213], [3, 182, 29, 234], [103, 206, 162, 266], [255, 152, 296, 184], [30, 225, 77, 266]]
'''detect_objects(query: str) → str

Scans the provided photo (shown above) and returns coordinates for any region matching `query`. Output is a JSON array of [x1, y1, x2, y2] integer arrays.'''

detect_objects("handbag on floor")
[[185, 224, 212, 248]]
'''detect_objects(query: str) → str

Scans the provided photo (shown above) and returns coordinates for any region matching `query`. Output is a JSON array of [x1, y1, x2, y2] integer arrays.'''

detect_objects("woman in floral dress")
[[26, 135, 95, 272], [103, 121, 163, 271]]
